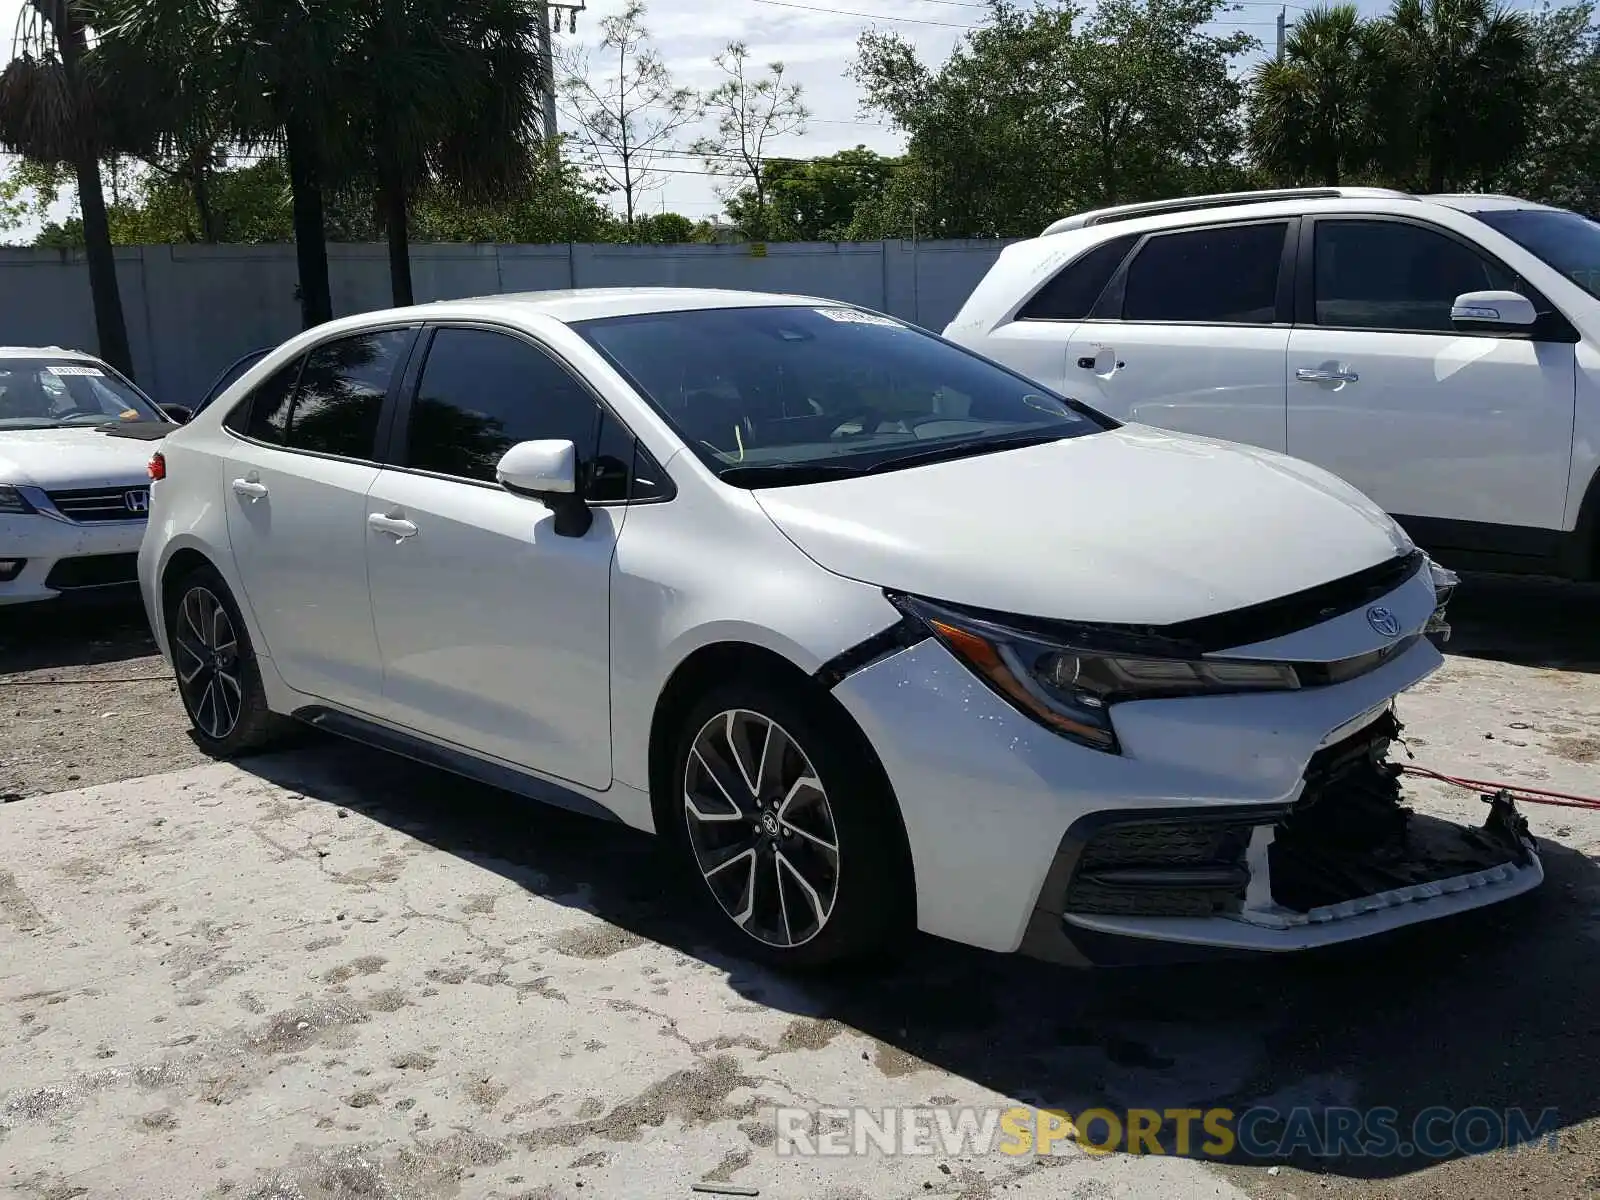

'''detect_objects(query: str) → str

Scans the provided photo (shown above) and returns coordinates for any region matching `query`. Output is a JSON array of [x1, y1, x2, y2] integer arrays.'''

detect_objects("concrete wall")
[[0, 239, 1015, 407]]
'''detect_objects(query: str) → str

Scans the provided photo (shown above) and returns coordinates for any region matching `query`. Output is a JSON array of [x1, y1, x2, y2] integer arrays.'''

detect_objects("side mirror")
[[161, 404, 194, 424], [1450, 290, 1537, 333], [496, 439, 592, 537]]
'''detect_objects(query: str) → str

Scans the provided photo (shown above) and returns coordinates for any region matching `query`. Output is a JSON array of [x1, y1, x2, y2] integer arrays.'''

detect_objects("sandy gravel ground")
[[2, 576, 1598, 1200]]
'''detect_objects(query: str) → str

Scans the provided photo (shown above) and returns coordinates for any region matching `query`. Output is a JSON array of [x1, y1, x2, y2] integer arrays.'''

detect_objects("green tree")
[[94, 0, 350, 327], [1489, 2, 1600, 212], [345, 0, 546, 306], [630, 211, 697, 243], [691, 42, 808, 240], [1376, 0, 1536, 191], [1248, 5, 1392, 185], [0, 1, 137, 373], [725, 147, 897, 241], [559, 0, 699, 237], [853, 0, 1255, 239]]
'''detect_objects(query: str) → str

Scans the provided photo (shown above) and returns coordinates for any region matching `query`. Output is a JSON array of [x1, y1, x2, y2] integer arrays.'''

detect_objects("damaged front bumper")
[[1022, 710, 1544, 963]]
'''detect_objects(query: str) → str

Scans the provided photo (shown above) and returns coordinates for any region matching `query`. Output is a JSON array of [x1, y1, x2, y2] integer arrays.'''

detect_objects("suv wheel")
[[167, 565, 287, 757], [669, 680, 913, 968]]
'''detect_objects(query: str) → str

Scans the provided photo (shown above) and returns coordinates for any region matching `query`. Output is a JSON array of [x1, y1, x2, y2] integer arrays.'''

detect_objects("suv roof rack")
[[1039, 187, 1413, 236]]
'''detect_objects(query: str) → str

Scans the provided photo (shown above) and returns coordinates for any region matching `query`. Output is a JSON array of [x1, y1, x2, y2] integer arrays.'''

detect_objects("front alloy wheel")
[[173, 585, 244, 740], [683, 709, 842, 949]]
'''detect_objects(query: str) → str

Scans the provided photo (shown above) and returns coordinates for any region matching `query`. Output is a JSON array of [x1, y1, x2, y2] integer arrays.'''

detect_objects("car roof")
[[0, 345, 102, 362], [427, 286, 846, 324], [1419, 193, 1567, 215]]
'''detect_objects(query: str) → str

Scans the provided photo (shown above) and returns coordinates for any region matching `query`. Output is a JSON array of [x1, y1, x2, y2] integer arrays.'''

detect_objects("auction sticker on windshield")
[[815, 308, 903, 328], [46, 364, 106, 376]]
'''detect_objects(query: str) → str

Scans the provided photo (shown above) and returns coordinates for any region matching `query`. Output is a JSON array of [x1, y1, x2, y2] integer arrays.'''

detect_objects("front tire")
[[166, 565, 287, 757], [668, 678, 914, 969]]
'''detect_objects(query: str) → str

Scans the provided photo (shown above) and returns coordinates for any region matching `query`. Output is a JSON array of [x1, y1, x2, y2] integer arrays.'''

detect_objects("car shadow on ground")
[[235, 733, 1600, 1183], [1445, 571, 1600, 673], [0, 594, 157, 674]]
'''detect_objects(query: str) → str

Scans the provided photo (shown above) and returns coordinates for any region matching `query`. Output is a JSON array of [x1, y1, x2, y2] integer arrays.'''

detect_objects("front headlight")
[[891, 594, 1300, 753], [0, 485, 34, 515]]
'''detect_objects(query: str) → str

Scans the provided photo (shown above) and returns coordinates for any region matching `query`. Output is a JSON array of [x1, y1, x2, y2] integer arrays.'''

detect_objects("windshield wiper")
[[858, 429, 1071, 475], [716, 461, 869, 487]]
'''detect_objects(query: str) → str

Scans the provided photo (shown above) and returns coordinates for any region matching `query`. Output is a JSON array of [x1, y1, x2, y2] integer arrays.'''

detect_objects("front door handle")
[[1296, 367, 1360, 384], [367, 513, 418, 539], [231, 477, 268, 500]]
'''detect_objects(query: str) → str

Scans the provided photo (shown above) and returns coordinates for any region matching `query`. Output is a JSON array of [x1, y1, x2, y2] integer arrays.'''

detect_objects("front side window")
[[0, 358, 164, 430], [1314, 220, 1517, 333], [1473, 207, 1600, 301], [574, 305, 1103, 485], [286, 329, 412, 458], [404, 327, 606, 490], [1121, 222, 1287, 324]]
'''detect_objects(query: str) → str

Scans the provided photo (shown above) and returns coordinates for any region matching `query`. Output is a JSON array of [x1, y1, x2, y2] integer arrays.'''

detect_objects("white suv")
[[139, 288, 1538, 969], [946, 188, 1600, 581]]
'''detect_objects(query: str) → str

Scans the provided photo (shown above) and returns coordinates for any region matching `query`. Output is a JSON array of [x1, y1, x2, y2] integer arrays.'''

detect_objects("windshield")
[[1475, 208, 1600, 300], [0, 358, 165, 430], [574, 305, 1105, 485]]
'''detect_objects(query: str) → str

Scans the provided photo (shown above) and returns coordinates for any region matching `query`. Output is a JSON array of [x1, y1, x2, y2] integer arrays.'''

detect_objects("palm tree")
[[95, 0, 351, 329], [0, 1, 135, 375], [1247, 5, 1388, 186], [345, 0, 544, 307], [1377, 0, 1536, 192]]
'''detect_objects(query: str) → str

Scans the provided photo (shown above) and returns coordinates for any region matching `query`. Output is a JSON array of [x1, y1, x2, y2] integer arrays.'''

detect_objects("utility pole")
[[538, 1, 559, 144], [1275, 4, 1286, 60]]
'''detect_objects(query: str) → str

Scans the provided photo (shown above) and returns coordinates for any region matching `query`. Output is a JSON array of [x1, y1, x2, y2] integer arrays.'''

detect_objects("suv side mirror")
[[1451, 290, 1538, 333], [160, 403, 194, 424], [496, 439, 592, 537]]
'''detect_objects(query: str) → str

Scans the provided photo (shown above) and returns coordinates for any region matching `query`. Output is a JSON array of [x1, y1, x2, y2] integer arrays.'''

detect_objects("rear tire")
[[665, 677, 914, 969], [165, 564, 288, 757]]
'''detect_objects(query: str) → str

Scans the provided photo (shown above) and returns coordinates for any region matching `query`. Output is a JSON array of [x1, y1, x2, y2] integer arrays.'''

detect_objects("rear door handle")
[[367, 513, 418, 539], [231, 478, 268, 500], [1296, 367, 1359, 384], [1077, 354, 1125, 370]]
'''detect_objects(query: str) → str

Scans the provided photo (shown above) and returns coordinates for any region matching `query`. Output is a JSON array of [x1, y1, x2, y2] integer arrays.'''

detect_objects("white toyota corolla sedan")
[[138, 288, 1541, 968]]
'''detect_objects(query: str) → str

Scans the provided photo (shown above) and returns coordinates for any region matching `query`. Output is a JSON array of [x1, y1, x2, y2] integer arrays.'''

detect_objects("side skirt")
[[291, 704, 624, 824]]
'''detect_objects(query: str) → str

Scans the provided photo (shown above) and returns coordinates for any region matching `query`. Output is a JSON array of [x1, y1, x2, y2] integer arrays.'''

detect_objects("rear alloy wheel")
[[669, 680, 913, 968], [684, 709, 841, 949], [167, 565, 287, 757], [173, 586, 244, 740]]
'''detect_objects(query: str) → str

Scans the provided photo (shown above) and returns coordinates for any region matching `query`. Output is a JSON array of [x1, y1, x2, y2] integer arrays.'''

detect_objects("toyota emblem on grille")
[[125, 489, 150, 514], [1366, 605, 1401, 637]]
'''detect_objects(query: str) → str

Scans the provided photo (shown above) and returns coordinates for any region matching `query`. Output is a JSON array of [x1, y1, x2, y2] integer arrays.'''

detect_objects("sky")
[[0, 0, 1363, 239]]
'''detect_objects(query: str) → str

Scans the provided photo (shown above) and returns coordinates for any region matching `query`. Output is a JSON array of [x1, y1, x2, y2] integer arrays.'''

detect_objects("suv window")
[[1019, 234, 1138, 321], [405, 327, 615, 494], [1314, 220, 1518, 333], [1122, 222, 1288, 324]]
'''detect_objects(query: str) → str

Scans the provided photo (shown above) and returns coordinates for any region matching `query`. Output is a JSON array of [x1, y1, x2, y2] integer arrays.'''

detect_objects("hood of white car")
[[0, 425, 165, 490], [753, 424, 1415, 626]]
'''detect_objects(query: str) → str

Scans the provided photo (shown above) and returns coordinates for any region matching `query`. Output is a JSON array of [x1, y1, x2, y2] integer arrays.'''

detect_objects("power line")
[[748, 0, 981, 28]]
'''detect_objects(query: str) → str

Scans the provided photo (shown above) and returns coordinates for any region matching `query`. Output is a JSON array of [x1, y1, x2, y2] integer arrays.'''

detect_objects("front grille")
[[44, 553, 139, 590], [46, 486, 149, 522]]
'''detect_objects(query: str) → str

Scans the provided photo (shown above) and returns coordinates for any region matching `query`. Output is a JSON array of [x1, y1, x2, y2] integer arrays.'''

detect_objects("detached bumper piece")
[[1024, 710, 1538, 964]]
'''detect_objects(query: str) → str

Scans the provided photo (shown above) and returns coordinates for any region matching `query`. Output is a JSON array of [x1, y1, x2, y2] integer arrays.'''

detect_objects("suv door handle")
[[1296, 367, 1360, 384], [367, 513, 418, 539], [1078, 353, 1125, 370], [231, 478, 268, 500]]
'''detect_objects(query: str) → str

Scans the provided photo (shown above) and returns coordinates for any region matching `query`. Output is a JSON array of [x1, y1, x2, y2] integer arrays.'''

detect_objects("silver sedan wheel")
[[683, 709, 841, 949], [173, 586, 244, 740]]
